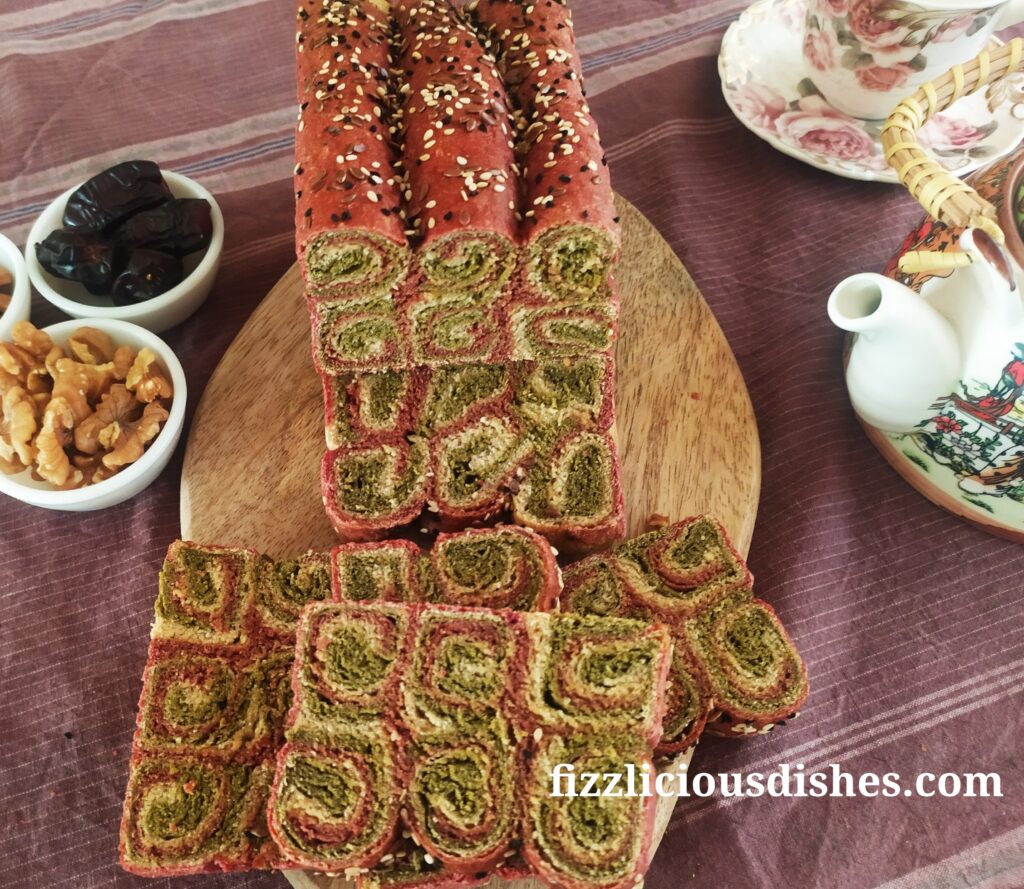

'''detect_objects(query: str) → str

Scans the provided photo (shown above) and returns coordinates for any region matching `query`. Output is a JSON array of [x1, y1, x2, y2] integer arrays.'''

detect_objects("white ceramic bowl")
[[24, 170, 223, 334], [0, 319, 186, 511], [0, 232, 32, 341]]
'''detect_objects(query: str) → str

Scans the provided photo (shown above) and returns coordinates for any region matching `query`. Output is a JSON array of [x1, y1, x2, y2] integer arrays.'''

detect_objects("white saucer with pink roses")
[[719, 0, 1024, 182]]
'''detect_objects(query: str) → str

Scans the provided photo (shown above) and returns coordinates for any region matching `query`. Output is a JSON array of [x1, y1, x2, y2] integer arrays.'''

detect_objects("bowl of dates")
[[0, 233, 31, 341], [25, 161, 223, 333]]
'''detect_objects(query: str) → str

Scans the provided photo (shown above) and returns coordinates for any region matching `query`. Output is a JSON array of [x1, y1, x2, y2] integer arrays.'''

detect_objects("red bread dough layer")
[[296, 0, 409, 298], [471, 0, 619, 246], [393, 0, 519, 288]]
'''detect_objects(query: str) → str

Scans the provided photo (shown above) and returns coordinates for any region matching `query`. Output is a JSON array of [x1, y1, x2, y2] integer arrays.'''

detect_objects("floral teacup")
[[804, 0, 1023, 119]]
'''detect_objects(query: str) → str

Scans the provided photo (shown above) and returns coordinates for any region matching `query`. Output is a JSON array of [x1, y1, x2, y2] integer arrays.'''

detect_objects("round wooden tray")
[[180, 194, 761, 888]]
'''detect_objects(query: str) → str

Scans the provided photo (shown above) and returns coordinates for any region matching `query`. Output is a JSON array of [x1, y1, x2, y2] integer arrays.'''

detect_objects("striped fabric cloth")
[[1, 1, 1023, 888]]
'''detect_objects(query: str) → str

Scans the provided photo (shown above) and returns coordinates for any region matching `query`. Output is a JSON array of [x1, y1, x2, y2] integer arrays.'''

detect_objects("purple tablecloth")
[[2, 2, 1023, 888]]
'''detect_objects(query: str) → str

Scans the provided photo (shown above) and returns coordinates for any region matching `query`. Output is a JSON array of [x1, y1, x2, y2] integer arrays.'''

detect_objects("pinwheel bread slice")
[[322, 437, 431, 541], [120, 754, 277, 876], [269, 728, 403, 873], [393, 0, 520, 296], [287, 600, 414, 737], [401, 606, 518, 737], [429, 412, 534, 527], [403, 731, 518, 874], [428, 526, 560, 611], [249, 551, 332, 643], [521, 733, 656, 889], [471, 0, 620, 303], [507, 301, 618, 362], [512, 429, 625, 554], [132, 646, 290, 761], [513, 355, 615, 434], [122, 542, 341, 876], [515, 612, 672, 749], [561, 516, 808, 751], [309, 297, 410, 375], [152, 541, 258, 647], [331, 539, 425, 602], [419, 363, 514, 435], [323, 368, 429, 450], [686, 593, 808, 738], [295, 0, 409, 301], [405, 291, 508, 368]]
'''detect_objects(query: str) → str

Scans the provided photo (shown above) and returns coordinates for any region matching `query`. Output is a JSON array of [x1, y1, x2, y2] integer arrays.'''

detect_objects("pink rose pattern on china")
[[806, 0, 996, 99], [854, 62, 913, 91], [731, 82, 788, 130], [727, 81, 993, 172], [846, 0, 907, 52], [803, 28, 839, 71], [933, 13, 975, 43], [774, 94, 878, 161], [919, 115, 993, 153], [723, 0, 1011, 176]]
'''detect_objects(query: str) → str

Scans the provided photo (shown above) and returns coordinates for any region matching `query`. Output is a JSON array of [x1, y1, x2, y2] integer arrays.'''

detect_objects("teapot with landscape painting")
[[828, 39, 1024, 536]]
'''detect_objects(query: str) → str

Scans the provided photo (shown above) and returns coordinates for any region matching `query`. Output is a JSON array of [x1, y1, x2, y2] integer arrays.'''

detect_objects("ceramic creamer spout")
[[828, 273, 961, 432]]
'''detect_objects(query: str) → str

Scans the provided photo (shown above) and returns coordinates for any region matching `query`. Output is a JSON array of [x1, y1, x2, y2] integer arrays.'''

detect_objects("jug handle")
[[880, 39, 1024, 274]]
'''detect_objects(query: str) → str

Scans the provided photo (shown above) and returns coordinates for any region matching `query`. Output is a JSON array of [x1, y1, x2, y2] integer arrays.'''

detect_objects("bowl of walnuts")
[[0, 318, 185, 510]]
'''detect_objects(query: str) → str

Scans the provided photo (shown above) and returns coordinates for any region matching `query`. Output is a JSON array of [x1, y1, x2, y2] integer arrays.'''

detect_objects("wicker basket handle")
[[882, 38, 1024, 273]]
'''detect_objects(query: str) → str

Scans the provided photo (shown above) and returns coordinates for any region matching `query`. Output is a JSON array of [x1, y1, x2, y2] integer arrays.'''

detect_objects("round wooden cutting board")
[[180, 194, 761, 889]]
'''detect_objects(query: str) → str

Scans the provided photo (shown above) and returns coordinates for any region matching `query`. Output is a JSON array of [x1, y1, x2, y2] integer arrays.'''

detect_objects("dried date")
[[62, 160, 172, 232], [116, 198, 213, 256], [111, 249, 183, 305], [35, 231, 117, 294]]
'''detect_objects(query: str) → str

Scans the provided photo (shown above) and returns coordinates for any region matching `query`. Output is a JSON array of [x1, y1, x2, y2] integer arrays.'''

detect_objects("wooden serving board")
[[180, 194, 761, 889]]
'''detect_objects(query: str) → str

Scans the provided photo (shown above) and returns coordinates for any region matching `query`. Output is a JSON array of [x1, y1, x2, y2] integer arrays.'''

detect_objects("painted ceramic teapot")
[[830, 225, 1024, 497], [828, 40, 1024, 535]]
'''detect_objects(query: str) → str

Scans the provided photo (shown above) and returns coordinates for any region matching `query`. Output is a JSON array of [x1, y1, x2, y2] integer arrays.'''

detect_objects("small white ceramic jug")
[[830, 227, 1024, 433]]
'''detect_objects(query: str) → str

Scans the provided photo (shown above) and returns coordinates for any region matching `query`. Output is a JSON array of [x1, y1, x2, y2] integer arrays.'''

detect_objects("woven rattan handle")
[[882, 38, 1024, 271]]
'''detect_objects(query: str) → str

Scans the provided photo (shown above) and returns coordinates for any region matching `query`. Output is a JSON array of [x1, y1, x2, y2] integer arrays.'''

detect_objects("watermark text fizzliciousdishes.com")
[[549, 762, 1003, 800]]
